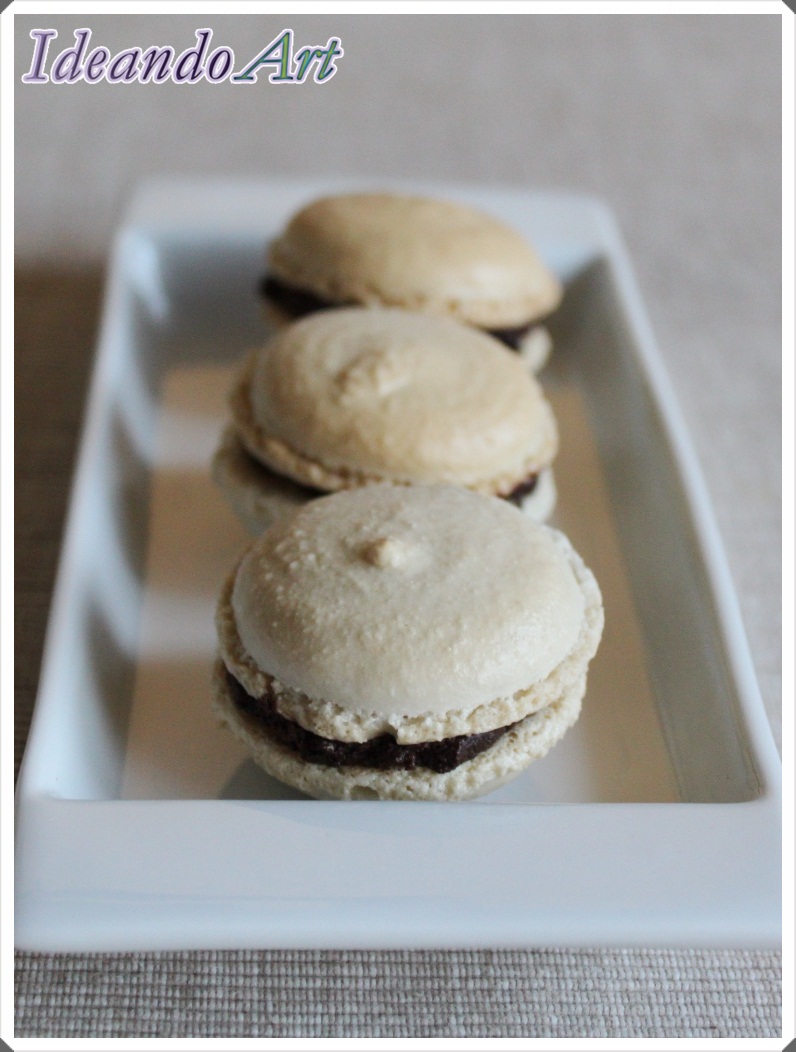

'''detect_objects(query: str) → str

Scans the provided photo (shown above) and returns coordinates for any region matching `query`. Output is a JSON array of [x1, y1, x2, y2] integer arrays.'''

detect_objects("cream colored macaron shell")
[[212, 425, 316, 536], [212, 423, 558, 535], [226, 485, 591, 723], [231, 308, 557, 494], [268, 193, 562, 328], [212, 662, 585, 801]]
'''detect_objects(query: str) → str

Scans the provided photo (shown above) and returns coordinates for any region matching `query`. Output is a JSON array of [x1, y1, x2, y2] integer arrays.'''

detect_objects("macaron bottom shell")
[[212, 658, 584, 802], [212, 426, 557, 536]]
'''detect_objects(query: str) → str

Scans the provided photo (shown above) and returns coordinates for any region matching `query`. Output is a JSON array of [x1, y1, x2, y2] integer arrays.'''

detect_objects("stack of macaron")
[[213, 485, 603, 801], [212, 306, 559, 534], [261, 192, 562, 372], [211, 191, 603, 801]]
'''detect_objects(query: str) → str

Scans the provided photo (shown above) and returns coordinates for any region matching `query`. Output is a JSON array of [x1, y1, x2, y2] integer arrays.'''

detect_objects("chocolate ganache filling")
[[227, 670, 515, 774], [503, 474, 539, 506], [261, 275, 539, 351]]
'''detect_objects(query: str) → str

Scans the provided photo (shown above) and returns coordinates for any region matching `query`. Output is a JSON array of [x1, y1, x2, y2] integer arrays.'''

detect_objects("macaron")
[[213, 307, 559, 534], [213, 484, 603, 801], [261, 192, 562, 372]]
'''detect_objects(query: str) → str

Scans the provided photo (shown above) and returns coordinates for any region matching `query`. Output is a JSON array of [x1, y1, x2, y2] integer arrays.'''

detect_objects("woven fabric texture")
[[14, 949, 782, 1039]]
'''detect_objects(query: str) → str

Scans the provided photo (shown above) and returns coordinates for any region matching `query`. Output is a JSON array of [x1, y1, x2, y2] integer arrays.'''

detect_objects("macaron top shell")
[[267, 193, 562, 328], [243, 308, 557, 488], [231, 485, 586, 719]]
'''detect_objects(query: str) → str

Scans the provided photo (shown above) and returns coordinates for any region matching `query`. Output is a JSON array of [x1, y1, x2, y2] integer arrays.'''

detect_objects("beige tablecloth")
[[14, 12, 782, 1039]]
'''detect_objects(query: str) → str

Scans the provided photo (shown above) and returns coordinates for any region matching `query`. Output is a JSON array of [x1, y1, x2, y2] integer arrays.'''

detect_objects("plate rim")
[[14, 177, 781, 952]]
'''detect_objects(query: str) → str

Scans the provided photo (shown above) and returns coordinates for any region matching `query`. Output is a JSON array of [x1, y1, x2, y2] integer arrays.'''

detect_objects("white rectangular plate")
[[15, 178, 781, 951]]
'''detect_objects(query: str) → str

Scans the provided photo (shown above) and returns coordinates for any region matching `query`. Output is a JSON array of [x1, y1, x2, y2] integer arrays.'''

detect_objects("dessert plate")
[[14, 178, 781, 950]]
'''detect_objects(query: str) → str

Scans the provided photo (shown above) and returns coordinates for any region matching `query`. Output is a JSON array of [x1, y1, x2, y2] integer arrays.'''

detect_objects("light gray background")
[[14, 11, 782, 1039]]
